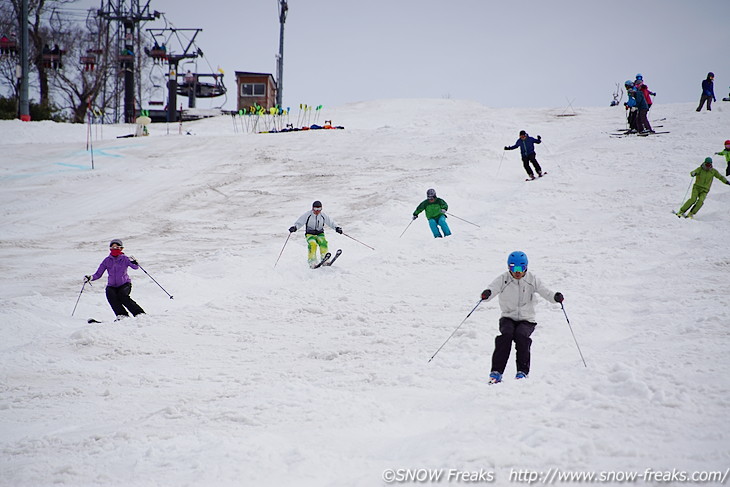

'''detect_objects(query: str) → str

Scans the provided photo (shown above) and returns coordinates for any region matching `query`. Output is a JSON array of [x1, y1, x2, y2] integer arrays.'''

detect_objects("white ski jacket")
[[292, 211, 338, 235], [483, 271, 557, 323]]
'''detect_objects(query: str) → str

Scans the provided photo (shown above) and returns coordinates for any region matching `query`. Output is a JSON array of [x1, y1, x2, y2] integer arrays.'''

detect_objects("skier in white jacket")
[[480, 251, 564, 383], [289, 200, 342, 267]]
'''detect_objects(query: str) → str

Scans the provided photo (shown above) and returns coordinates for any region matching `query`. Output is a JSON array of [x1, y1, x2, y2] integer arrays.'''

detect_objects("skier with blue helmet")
[[479, 251, 564, 383]]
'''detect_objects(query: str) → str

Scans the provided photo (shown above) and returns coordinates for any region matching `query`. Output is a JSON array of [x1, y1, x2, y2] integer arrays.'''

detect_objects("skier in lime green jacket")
[[413, 188, 451, 238], [715, 139, 730, 176], [677, 157, 729, 218]]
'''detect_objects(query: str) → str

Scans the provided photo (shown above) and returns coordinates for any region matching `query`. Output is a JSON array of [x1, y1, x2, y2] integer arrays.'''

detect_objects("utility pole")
[[276, 0, 287, 107], [98, 0, 159, 123], [19, 0, 30, 121]]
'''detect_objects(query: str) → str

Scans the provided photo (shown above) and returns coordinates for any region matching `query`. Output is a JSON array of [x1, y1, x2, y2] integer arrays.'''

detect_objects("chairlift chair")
[[0, 36, 18, 56]]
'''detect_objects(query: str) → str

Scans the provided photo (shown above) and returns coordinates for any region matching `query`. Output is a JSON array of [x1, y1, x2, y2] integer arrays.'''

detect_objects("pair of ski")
[[525, 172, 547, 182], [312, 249, 342, 269], [610, 131, 670, 138]]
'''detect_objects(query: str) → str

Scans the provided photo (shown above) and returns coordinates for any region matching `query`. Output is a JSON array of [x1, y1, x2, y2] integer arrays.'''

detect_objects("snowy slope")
[[1, 100, 729, 486]]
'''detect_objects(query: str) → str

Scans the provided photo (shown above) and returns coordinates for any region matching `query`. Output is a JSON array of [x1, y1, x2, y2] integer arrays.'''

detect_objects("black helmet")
[[426, 188, 436, 198]]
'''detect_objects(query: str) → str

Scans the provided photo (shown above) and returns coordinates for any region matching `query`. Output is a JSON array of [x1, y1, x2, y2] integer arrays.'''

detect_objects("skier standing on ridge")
[[85, 239, 145, 320], [504, 130, 545, 180], [479, 251, 564, 383], [714, 140, 730, 176], [634, 74, 656, 111], [412, 188, 451, 238], [289, 200, 342, 267], [696, 72, 715, 112], [676, 157, 729, 219]]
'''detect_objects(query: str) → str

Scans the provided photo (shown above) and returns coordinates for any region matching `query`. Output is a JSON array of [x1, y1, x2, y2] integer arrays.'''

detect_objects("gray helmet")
[[109, 239, 123, 247], [426, 188, 436, 198]]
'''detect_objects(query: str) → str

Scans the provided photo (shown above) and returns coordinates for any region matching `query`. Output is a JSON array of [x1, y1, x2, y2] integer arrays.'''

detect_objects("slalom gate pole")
[[561, 303, 587, 367], [445, 212, 480, 228], [341, 232, 375, 250], [137, 264, 174, 299], [678, 179, 693, 208], [428, 300, 482, 363], [399, 219, 415, 238], [71, 279, 90, 316], [274, 233, 292, 268]]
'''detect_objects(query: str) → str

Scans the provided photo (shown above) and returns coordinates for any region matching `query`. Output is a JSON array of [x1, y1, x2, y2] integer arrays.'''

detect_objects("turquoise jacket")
[[414, 197, 448, 220], [690, 165, 728, 191]]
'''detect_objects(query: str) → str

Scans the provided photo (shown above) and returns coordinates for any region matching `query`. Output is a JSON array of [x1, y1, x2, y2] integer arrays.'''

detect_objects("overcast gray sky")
[[78, 0, 729, 110]]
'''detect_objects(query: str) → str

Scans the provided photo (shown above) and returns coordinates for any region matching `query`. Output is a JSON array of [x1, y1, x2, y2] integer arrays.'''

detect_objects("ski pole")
[[560, 302, 587, 367], [341, 232, 375, 250], [428, 300, 482, 363], [677, 179, 693, 209], [445, 212, 480, 228], [71, 278, 91, 316], [399, 219, 415, 238], [137, 263, 174, 299], [496, 149, 506, 177], [274, 232, 292, 268]]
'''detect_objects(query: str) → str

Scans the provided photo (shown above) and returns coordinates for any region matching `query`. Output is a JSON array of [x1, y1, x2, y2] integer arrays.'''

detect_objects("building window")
[[241, 83, 266, 96]]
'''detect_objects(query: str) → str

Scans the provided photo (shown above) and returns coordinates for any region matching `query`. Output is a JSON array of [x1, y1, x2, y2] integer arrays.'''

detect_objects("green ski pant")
[[306, 234, 329, 264], [679, 185, 709, 215]]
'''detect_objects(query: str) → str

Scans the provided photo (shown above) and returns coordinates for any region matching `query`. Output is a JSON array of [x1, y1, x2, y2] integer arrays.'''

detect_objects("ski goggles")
[[510, 265, 526, 273]]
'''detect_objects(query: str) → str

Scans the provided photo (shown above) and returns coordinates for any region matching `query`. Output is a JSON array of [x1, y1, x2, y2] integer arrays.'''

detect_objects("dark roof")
[[235, 71, 276, 82]]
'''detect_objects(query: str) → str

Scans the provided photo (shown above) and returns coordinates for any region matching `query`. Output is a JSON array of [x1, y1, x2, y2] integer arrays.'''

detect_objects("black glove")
[[288, 226, 297, 233], [84, 275, 92, 283], [481, 289, 491, 300], [554, 292, 564, 303], [537, 135, 541, 141], [725, 181, 730, 185], [503, 146, 509, 150], [129, 255, 138, 265], [412, 214, 418, 220], [336, 227, 343, 234]]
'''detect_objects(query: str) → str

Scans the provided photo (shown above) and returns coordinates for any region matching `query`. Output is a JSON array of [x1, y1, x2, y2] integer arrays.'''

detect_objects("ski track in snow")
[[1, 100, 729, 486]]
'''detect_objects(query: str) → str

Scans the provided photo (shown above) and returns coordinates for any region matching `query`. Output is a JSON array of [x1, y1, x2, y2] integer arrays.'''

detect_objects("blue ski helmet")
[[635, 73, 643, 80], [507, 251, 528, 273]]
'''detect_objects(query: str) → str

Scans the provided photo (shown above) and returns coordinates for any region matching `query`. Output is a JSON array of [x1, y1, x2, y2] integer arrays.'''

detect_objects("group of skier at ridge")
[[623, 73, 656, 134]]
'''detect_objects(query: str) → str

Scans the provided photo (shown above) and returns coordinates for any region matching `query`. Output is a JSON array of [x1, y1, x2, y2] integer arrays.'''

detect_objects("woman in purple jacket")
[[85, 239, 145, 319]]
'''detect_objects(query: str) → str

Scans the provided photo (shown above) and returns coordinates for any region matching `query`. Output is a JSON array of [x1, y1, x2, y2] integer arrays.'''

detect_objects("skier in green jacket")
[[676, 157, 729, 218], [412, 188, 451, 238], [715, 139, 730, 176]]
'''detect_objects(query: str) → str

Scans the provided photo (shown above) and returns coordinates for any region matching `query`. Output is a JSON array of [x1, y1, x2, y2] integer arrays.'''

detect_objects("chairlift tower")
[[97, 0, 159, 123], [146, 28, 202, 123], [276, 0, 287, 107]]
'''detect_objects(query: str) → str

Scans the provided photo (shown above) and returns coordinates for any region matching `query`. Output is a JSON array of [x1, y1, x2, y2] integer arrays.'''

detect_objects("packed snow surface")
[[1, 100, 729, 486]]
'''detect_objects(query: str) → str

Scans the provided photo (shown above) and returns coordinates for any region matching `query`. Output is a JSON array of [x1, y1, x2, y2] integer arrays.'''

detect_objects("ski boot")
[[515, 371, 528, 380], [488, 371, 502, 384]]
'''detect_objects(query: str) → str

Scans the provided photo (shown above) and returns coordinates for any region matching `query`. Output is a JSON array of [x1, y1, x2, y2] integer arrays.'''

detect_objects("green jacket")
[[414, 197, 448, 220], [690, 165, 728, 191], [715, 149, 730, 163]]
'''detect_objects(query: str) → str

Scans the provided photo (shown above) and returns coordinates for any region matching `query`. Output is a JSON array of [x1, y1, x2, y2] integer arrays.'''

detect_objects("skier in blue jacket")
[[696, 72, 715, 112], [504, 130, 544, 180]]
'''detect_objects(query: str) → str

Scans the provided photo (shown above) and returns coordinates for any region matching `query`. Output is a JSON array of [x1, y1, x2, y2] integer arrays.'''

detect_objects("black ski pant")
[[106, 282, 145, 317], [696, 94, 713, 111], [491, 317, 536, 375], [521, 153, 542, 177], [637, 109, 652, 133], [627, 109, 638, 131]]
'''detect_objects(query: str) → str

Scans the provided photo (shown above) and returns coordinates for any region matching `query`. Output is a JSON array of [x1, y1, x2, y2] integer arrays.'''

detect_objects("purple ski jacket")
[[91, 254, 139, 287]]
